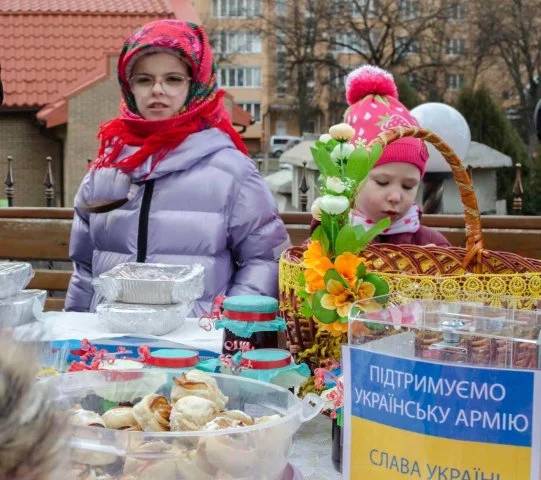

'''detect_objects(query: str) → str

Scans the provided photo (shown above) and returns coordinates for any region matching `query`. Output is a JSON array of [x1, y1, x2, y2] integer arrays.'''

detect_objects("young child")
[[342, 65, 449, 246], [65, 20, 289, 314]]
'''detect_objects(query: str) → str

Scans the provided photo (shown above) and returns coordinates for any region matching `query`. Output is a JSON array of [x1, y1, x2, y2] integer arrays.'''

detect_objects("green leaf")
[[312, 290, 338, 324], [300, 299, 313, 318], [335, 225, 359, 256], [352, 217, 392, 251], [364, 273, 390, 297], [344, 147, 370, 183], [368, 143, 383, 166], [356, 263, 367, 279], [311, 147, 340, 177], [311, 225, 330, 254], [323, 268, 349, 289]]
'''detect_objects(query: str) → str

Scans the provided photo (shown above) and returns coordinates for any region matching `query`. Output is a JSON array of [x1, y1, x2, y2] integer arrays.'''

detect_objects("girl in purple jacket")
[[65, 20, 289, 313], [314, 66, 449, 247]]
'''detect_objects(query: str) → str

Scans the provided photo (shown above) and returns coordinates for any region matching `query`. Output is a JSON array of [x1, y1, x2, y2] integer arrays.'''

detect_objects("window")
[[212, 0, 262, 18], [240, 102, 261, 122], [399, 0, 418, 19], [332, 32, 369, 54], [446, 38, 466, 55], [449, 3, 465, 20], [396, 36, 419, 55], [212, 31, 262, 54], [218, 67, 262, 87], [446, 73, 464, 90]]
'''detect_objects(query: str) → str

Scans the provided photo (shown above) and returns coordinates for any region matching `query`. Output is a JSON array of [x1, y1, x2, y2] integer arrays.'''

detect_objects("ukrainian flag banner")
[[342, 345, 541, 480]]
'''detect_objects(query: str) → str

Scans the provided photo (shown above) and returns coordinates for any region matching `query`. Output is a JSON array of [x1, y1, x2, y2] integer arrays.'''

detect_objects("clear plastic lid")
[[349, 294, 541, 369]]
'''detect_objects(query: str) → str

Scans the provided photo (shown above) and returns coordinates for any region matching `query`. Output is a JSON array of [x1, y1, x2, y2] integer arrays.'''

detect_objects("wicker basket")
[[279, 126, 541, 357]]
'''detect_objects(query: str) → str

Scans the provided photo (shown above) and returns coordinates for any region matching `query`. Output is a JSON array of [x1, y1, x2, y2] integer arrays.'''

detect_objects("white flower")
[[325, 176, 346, 194], [330, 143, 355, 162], [318, 133, 332, 143], [319, 195, 349, 215], [329, 123, 355, 142], [310, 197, 323, 220]]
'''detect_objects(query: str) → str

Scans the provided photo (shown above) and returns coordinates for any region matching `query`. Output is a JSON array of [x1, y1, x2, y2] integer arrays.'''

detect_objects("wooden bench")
[[2, 208, 541, 311]]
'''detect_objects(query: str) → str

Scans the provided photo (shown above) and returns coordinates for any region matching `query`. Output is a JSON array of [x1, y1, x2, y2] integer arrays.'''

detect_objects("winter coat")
[[65, 128, 290, 313]]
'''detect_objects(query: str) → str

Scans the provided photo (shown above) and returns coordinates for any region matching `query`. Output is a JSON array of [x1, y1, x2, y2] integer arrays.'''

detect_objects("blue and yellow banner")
[[342, 345, 541, 479]]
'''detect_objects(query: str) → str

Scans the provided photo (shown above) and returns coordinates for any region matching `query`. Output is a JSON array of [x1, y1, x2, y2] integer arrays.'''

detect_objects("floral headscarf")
[[92, 20, 247, 173]]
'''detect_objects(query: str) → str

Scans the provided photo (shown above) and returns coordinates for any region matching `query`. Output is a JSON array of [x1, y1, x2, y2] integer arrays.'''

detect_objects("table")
[[291, 414, 341, 479]]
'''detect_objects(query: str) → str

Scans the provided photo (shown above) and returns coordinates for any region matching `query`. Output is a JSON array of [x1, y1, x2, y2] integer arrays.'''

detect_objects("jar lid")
[[223, 295, 278, 314], [240, 348, 292, 370], [144, 348, 199, 368]]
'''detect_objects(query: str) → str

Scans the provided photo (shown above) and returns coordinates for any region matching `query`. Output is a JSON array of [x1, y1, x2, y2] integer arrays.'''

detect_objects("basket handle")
[[367, 126, 484, 270]]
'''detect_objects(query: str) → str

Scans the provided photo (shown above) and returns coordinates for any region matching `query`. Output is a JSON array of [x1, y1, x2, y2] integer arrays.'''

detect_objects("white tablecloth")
[[291, 414, 341, 479], [17, 311, 224, 354]]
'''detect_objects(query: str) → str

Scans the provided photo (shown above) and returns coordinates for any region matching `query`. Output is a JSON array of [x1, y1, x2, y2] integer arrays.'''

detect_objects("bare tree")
[[261, 0, 467, 133], [470, 0, 541, 154]]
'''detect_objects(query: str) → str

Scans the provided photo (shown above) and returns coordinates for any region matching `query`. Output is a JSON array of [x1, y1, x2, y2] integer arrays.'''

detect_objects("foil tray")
[[97, 263, 204, 305], [96, 301, 191, 336], [0, 262, 33, 299], [0, 289, 47, 328]]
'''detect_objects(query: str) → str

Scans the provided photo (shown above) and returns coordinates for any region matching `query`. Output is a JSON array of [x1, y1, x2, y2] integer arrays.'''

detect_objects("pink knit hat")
[[344, 65, 428, 176]]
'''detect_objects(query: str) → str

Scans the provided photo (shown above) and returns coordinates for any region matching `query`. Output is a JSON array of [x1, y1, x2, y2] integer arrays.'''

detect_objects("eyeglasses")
[[129, 74, 191, 95]]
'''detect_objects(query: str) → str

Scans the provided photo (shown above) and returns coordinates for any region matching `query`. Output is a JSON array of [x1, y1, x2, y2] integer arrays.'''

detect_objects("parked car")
[[269, 135, 302, 158]]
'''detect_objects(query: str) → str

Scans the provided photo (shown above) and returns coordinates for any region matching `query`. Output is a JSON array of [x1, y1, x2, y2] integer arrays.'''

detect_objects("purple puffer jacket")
[[65, 128, 290, 313]]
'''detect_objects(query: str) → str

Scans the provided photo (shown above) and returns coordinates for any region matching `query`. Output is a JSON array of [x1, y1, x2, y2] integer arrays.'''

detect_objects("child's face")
[[129, 52, 191, 120], [354, 162, 421, 222]]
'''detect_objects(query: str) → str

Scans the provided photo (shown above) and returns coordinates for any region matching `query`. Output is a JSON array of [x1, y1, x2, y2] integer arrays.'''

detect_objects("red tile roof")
[[0, 3, 174, 109], [0, 1, 251, 128]]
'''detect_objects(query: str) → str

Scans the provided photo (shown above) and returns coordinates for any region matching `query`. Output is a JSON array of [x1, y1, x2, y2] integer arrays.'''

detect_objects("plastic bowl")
[[47, 370, 322, 480]]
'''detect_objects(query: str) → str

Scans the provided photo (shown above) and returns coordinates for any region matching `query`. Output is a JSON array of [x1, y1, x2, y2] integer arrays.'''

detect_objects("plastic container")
[[349, 295, 541, 368], [96, 302, 190, 336], [46, 370, 323, 480], [0, 289, 46, 328], [216, 295, 286, 355], [0, 262, 33, 299], [96, 262, 204, 305]]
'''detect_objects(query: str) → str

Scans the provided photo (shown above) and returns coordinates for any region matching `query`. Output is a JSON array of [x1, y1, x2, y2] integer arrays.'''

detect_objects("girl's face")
[[354, 162, 421, 222], [129, 52, 191, 120]]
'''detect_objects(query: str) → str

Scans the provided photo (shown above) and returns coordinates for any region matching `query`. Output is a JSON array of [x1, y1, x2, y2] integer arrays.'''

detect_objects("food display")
[[49, 369, 322, 479], [349, 299, 541, 369]]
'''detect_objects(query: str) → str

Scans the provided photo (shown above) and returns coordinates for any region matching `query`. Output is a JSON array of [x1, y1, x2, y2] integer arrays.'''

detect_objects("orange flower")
[[318, 321, 349, 335], [356, 281, 376, 299], [335, 253, 364, 287], [305, 268, 325, 293], [304, 240, 333, 293], [321, 279, 352, 318]]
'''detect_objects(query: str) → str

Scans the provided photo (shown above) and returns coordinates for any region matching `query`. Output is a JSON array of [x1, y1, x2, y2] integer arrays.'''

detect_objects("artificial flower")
[[318, 133, 332, 143], [310, 197, 323, 220], [319, 195, 349, 215], [320, 278, 352, 318], [303, 241, 333, 293], [335, 253, 364, 287], [329, 123, 355, 142], [330, 143, 355, 162], [325, 176, 346, 194]]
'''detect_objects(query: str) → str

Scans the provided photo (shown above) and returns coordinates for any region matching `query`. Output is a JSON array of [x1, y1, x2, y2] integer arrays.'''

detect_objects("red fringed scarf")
[[91, 20, 248, 173]]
